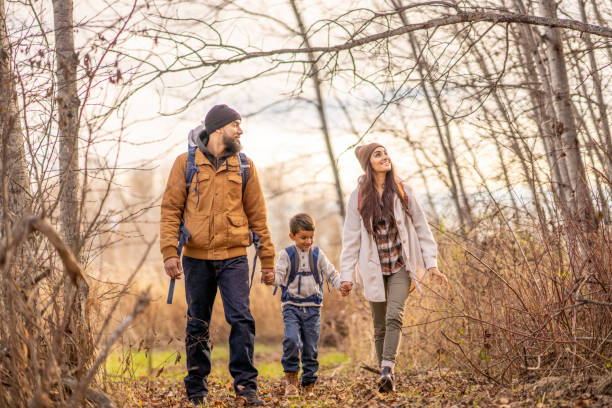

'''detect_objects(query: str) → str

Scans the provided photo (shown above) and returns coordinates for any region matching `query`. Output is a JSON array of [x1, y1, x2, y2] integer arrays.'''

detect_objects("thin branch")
[[174, 11, 612, 69]]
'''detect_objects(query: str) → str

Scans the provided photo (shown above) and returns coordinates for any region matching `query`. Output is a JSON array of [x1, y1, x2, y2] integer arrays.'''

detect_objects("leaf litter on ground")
[[106, 365, 612, 407]]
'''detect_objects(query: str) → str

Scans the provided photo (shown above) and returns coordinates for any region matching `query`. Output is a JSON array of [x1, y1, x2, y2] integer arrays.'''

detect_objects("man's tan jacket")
[[160, 149, 275, 268]]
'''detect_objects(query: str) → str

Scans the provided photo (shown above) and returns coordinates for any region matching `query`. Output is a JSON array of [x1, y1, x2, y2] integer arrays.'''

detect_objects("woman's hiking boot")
[[284, 372, 299, 396], [378, 366, 395, 393]]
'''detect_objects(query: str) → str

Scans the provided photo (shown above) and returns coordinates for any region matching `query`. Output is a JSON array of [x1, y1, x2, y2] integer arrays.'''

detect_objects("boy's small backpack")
[[273, 246, 329, 305], [166, 135, 260, 304]]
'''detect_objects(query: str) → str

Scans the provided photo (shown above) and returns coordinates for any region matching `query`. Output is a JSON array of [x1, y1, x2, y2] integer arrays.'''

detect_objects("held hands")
[[427, 267, 448, 286], [261, 268, 275, 285], [339, 281, 353, 297], [164, 257, 183, 279]]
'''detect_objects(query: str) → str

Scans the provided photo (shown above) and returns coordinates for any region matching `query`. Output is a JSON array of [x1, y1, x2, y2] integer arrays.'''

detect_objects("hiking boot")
[[284, 371, 299, 397], [188, 394, 207, 406], [240, 390, 265, 406], [378, 366, 395, 393], [302, 382, 315, 396]]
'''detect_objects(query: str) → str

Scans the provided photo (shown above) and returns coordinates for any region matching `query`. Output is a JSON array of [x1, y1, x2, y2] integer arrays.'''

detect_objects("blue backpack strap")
[[312, 246, 331, 292], [273, 246, 295, 296], [167, 144, 199, 305], [239, 152, 263, 292], [238, 152, 249, 197], [185, 144, 200, 205], [286, 246, 298, 286], [309, 247, 320, 286], [249, 232, 262, 290]]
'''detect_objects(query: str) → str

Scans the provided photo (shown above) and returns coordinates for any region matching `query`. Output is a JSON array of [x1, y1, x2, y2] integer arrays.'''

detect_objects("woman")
[[339, 142, 448, 393]]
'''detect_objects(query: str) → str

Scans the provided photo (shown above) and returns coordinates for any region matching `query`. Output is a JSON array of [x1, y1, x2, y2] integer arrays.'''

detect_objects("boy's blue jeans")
[[182, 255, 257, 400], [281, 304, 321, 386]]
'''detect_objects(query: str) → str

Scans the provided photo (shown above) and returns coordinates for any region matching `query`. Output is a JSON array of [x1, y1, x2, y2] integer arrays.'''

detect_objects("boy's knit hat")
[[355, 142, 384, 171], [204, 104, 241, 134]]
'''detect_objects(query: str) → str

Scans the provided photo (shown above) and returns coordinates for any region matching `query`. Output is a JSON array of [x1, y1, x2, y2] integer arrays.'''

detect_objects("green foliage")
[[105, 344, 348, 380]]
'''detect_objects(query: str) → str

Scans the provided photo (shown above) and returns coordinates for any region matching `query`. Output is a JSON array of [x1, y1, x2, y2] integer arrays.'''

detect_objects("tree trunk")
[[289, 0, 345, 219], [52, 0, 91, 377], [0, 0, 30, 230], [469, 35, 545, 223], [391, 0, 473, 230], [53, 0, 81, 253], [577, 0, 612, 187], [512, 0, 570, 206], [539, 0, 597, 230]]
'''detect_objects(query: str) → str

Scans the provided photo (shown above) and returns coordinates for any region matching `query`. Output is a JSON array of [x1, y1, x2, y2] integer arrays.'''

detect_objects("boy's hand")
[[164, 257, 183, 279], [340, 281, 353, 296], [261, 268, 275, 285], [428, 267, 448, 286]]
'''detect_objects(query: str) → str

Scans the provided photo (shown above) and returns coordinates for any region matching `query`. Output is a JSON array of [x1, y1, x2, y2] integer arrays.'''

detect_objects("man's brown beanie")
[[355, 142, 384, 171]]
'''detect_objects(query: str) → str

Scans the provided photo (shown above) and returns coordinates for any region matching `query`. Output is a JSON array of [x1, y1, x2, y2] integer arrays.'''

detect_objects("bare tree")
[[539, 0, 597, 229], [52, 0, 93, 375], [289, 0, 345, 218], [0, 0, 31, 227]]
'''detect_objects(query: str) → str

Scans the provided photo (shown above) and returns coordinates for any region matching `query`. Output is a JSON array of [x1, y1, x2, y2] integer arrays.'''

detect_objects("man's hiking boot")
[[284, 372, 299, 397], [302, 382, 315, 397], [378, 366, 395, 393], [240, 390, 265, 406], [188, 394, 207, 406]]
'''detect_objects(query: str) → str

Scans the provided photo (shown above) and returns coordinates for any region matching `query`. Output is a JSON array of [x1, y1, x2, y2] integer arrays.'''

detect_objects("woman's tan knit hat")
[[355, 142, 384, 171]]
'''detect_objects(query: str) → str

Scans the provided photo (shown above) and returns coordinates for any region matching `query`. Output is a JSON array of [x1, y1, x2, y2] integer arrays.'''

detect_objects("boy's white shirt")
[[273, 246, 341, 307], [339, 182, 438, 302]]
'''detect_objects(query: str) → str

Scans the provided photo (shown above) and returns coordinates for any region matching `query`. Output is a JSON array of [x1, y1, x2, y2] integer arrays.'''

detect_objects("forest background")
[[1, 0, 611, 406]]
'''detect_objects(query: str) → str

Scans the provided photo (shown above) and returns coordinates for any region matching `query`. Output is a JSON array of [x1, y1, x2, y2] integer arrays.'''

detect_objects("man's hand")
[[340, 281, 353, 297], [428, 267, 448, 286], [164, 257, 183, 279], [261, 268, 275, 285]]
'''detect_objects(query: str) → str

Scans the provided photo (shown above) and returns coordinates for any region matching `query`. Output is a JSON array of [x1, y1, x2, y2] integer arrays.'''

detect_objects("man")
[[160, 104, 275, 406]]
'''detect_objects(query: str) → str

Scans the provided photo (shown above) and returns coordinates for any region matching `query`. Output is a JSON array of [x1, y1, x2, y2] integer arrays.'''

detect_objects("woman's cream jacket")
[[339, 183, 438, 302]]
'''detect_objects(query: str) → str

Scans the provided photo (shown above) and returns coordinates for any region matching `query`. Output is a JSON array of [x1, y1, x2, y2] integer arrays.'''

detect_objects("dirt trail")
[[107, 365, 612, 407]]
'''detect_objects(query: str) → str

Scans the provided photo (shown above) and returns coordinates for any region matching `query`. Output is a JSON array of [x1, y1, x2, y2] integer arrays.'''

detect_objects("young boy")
[[262, 213, 343, 396]]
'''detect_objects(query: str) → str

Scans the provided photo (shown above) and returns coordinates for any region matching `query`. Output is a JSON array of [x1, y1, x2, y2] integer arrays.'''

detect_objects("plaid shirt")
[[373, 215, 404, 275]]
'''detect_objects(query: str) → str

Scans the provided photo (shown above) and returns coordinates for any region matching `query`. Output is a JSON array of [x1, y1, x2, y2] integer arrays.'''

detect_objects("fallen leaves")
[[106, 367, 612, 407]]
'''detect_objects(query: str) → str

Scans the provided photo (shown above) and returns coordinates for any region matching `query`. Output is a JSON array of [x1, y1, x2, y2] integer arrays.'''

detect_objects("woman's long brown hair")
[[358, 157, 411, 235]]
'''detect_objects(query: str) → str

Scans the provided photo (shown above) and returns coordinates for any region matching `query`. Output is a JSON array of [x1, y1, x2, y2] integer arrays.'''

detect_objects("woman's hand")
[[340, 281, 353, 296], [428, 267, 448, 286]]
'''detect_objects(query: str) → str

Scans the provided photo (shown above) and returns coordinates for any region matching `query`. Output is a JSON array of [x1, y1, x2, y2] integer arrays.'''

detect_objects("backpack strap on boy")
[[273, 246, 323, 302], [273, 246, 298, 297]]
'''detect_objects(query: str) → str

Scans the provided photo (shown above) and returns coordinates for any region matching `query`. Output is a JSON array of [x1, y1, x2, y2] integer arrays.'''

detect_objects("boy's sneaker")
[[378, 366, 395, 393], [284, 372, 299, 397], [302, 382, 315, 397]]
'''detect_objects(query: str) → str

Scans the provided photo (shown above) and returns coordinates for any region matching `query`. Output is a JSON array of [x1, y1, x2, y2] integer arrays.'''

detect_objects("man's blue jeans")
[[281, 305, 321, 386], [182, 255, 257, 400]]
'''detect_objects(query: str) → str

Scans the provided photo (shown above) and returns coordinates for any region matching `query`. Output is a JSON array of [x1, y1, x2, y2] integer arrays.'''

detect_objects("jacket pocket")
[[184, 213, 210, 248], [227, 172, 243, 204], [227, 214, 250, 247]]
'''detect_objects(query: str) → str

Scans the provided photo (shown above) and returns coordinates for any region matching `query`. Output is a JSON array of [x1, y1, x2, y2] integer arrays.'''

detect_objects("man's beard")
[[222, 131, 242, 155]]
